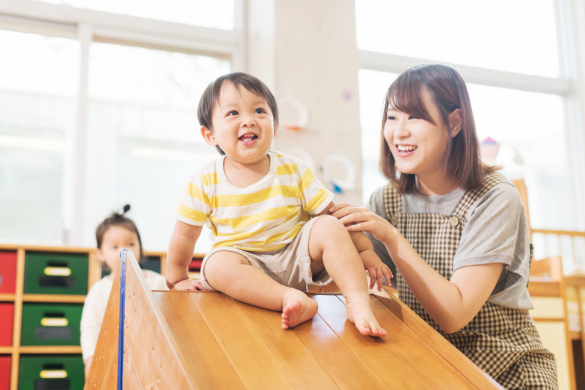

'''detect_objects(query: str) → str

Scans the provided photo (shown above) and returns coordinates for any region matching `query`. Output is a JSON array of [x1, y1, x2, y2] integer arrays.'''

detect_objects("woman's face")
[[383, 90, 460, 192]]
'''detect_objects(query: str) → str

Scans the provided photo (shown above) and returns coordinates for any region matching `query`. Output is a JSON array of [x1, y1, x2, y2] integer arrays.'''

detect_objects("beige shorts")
[[200, 216, 332, 292]]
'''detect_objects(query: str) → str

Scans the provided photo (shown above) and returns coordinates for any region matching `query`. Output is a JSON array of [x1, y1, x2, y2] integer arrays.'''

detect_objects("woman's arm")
[[381, 225, 502, 333], [166, 220, 204, 290], [330, 203, 503, 333]]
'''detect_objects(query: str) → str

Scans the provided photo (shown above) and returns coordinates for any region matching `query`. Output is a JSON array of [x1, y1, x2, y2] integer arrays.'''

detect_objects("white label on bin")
[[44, 267, 72, 276], [41, 318, 69, 327], [40, 370, 68, 378]]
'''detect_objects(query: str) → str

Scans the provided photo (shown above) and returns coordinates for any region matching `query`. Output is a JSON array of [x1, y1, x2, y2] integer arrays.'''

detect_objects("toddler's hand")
[[361, 249, 393, 292], [170, 279, 208, 291]]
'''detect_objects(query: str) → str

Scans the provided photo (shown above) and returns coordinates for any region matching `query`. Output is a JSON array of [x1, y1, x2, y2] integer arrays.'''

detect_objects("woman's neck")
[[415, 174, 458, 196]]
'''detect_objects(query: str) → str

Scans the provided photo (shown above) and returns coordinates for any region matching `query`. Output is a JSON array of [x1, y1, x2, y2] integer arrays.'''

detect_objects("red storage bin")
[[0, 252, 17, 293], [0, 304, 14, 346], [188, 259, 203, 271], [0, 356, 10, 389], [188, 259, 203, 280]]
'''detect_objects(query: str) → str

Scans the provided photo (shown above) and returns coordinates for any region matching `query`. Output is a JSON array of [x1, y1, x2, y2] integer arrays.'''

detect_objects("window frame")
[[358, 0, 585, 229], [0, 0, 244, 245]]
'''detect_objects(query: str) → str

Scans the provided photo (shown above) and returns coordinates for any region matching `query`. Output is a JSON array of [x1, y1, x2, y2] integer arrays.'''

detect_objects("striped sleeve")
[[175, 170, 213, 226], [296, 159, 334, 215]]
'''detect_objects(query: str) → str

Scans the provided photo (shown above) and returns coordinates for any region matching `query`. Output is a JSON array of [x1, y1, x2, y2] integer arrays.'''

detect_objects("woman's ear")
[[448, 109, 462, 138], [201, 126, 217, 146]]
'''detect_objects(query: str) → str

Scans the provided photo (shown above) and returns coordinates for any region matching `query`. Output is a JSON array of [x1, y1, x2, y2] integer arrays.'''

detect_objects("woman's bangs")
[[387, 74, 435, 125]]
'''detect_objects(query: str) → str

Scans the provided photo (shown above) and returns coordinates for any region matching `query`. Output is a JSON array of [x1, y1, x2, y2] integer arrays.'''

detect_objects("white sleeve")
[[144, 270, 170, 290], [80, 282, 110, 360]]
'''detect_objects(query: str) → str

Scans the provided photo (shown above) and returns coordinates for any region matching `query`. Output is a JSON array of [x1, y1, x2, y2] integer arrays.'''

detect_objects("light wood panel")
[[233, 299, 339, 389], [122, 252, 194, 390], [529, 256, 576, 389], [9, 248, 25, 390], [88, 251, 502, 389], [154, 292, 245, 389], [84, 260, 120, 390]]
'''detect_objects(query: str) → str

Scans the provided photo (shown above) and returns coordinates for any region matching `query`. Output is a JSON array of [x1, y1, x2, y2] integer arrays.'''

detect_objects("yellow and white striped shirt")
[[176, 150, 334, 252]]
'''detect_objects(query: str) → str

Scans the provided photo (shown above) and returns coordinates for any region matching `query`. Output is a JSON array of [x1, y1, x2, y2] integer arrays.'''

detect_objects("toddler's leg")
[[309, 216, 387, 337], [204, 251, 317, 329]]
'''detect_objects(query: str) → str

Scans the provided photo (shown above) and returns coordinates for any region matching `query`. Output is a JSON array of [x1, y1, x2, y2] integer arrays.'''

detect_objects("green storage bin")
[[21, 303, 82, 346], [18, 355, 84, 390], [24, 252, 88, 295]]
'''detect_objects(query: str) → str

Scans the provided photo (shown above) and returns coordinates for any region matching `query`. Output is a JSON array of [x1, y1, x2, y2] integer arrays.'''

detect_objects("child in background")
[[331, 64, 557, 388], [80, 206, 167, 377], [166, 72, 391, 337]]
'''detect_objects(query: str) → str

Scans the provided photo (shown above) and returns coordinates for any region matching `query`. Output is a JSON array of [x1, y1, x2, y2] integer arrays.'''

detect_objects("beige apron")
[[383, 172, 557, 389]]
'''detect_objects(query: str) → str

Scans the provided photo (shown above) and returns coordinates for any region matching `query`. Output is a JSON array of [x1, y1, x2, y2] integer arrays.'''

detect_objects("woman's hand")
[[330, 203, 394, 244], [169, 279, 208, 291]]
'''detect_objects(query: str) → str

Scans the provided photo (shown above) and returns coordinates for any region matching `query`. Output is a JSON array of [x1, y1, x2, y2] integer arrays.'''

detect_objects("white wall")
[[249, 0, 364, 205]]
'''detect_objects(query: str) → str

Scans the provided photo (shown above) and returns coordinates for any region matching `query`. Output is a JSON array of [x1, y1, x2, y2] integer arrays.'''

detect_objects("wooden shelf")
[[0, 242, 204, 390], [0, 243, 93, 253], [0, 294, 15, 302], [22, 294, 86, 304], [19, 346, 82, 354], [528, 280, 562, 297]]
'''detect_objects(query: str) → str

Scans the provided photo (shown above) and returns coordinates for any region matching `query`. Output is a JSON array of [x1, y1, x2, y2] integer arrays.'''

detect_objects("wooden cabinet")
[[0, 243, 203, 390], [529, 256, 583, 390]]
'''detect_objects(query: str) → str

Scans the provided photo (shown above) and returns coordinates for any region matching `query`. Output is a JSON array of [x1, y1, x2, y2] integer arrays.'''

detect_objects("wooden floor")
[[85, 252, 502, 390]]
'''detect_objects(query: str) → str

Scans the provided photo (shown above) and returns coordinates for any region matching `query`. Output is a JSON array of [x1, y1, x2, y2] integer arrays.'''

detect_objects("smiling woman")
[[356, 0, 582, 236], [333, 64, 559, 388]]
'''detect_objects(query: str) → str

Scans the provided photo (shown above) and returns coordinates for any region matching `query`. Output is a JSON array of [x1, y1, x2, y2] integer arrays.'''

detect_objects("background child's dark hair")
[[95, 204, 144, 261], [197, 72, 279, 155]]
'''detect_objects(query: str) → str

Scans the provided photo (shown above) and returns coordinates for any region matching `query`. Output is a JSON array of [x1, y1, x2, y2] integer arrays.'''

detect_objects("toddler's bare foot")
[[346, 296, 387, 337], [281, 289, 318, 329]]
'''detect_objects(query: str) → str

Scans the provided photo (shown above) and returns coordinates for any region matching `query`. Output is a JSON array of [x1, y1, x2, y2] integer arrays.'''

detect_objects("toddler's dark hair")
[[95, 204, 144, 261], [197, 72, 279, 155]]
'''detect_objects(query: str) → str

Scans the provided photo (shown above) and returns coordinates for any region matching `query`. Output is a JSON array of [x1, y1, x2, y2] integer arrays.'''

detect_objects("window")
[[0, 30, 79, 244], [0, 2, 242, 251], [356, 0, 559, 77], [84, 41, 230, 249], [358, 69, 397, 202], [32, 0, 235, 29], [356, 0, 582, 235]]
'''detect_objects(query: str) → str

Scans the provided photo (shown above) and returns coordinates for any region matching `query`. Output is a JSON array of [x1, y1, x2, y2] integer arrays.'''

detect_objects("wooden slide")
[[84, 251, 502, 389]]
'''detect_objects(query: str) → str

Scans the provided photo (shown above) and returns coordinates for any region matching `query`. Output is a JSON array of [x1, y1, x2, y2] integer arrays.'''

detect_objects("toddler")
[[166, 72, 390, 337], [80, 206, 167, 377]]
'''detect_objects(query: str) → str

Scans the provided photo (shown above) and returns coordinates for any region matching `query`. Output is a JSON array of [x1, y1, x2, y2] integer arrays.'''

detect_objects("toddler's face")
[[202, 82, 276, 166], [98, 226, 141, 275]]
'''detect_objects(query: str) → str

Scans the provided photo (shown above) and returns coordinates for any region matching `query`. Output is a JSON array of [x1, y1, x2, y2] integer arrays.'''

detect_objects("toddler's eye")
[[387, 115, 396, 121], [408, 115, 418, 120], [227, 110, 238, 116], [255, 108, 266, 114]]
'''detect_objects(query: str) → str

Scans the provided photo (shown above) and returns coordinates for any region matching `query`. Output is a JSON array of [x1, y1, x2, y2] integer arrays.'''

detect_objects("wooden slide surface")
[[85, 251, 502, 389]]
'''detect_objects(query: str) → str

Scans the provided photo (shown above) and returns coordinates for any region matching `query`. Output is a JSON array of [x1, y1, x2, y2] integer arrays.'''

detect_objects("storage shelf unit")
[[0, 243, 204, 390]]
